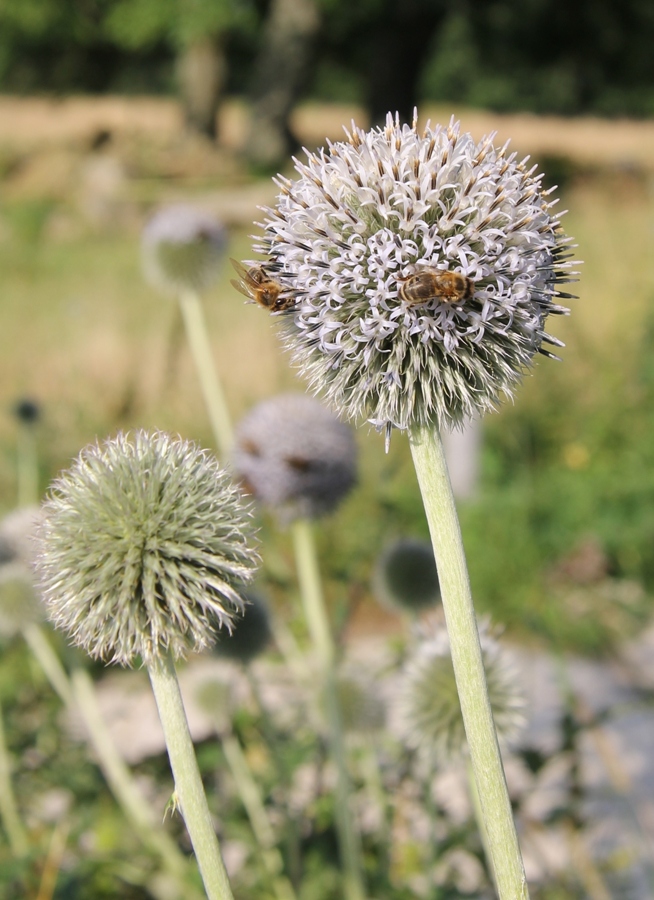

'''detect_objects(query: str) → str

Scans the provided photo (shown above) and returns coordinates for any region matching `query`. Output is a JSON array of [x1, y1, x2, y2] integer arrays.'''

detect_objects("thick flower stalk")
[[240, 113, 578, 899], [35, 431, 260, 900]]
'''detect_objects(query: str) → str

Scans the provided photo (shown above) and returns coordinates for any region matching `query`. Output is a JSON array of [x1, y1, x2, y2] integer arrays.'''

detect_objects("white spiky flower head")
[[400, 617, 525, 761], [233, 393, 357, 523], [251, 113, 577, 443], [34, 431, 259, 667], [142, 203, 227, 295]]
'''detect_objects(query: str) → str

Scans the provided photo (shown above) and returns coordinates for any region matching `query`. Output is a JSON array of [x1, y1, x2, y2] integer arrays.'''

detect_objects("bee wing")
[[230, 278, 253, 300], [229, 258, 250, 279]]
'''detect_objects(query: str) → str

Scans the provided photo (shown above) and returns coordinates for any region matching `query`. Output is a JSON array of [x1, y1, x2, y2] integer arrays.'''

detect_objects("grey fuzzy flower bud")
[[373, 537, 440, 612], [400, 617, 525, 761], [233, 393, 357, 522], [142, 204, 227, 295], [212, 589, 272, 664], [34, 431, 259, 666], [251, 114, 578, 439]]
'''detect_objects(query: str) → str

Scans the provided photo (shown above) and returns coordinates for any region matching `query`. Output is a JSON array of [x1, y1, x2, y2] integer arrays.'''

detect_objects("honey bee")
[[398, 269, 475, 306], [230, 259, 296, 313]]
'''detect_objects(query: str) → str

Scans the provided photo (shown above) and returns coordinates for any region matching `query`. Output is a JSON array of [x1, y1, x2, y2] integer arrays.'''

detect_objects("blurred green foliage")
[[0, 0, 653, 116]]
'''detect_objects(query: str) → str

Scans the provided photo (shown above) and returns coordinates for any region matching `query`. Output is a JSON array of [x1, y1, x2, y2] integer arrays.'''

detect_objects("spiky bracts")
[[35, 431, 259, 666], [252, 114, 577, 439]]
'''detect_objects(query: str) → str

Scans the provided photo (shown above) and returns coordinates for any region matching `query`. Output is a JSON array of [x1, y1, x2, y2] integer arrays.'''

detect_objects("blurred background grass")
[[1, 96, 653, 655]]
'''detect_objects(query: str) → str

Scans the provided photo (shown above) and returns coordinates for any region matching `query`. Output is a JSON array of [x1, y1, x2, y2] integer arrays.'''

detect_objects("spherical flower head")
[[253, 114, 577, 438], [212, 589, 272, 664], [373, 537, 440, 612], [233, 393, 357, 523], [34, 431, 259, 667], [400, 617, 525, 762], [142, 204, 228, 295]]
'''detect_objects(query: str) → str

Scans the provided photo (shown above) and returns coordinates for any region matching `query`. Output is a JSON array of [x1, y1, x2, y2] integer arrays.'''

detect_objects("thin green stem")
[[70, 669, 189, 881], [221, 730, 297, 900], [409, 426, 528, 900], [0, 697, 29, 857], [17, 424, 38, 507], [23, 624, 195, 896], [178, 289, 234, 457], [148, 651, 235, 900], [291, 518, 366, 900]]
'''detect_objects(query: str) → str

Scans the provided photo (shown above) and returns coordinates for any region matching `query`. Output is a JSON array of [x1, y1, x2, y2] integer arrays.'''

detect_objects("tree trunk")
[[177, 37, 226, 140], [246, 0, 321, 170]]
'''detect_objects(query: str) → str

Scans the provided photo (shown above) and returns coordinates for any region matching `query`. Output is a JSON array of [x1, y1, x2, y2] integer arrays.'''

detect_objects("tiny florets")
[[251, 113, 578, 440], [400, 617, 525, 761], [35, 431, 259, 666], [233, 393, 358, 523], [142, 203, 227, 295]]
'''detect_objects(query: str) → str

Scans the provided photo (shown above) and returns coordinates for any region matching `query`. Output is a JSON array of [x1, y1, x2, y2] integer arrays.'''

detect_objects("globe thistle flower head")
[[400, 618, 525, 762], [34, 431, 259, 667], [253, 113, 578, 441], [233, 393, 357, 523], [373, 537, 440, 612], [212, 589, 272, 664], [142, 204, 228, 295]]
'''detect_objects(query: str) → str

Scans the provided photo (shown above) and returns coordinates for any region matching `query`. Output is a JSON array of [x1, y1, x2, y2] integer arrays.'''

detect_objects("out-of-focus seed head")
[[0, 506, 42, 570], [34, 431, 259, 667], [233, 393, 358, 523], [212, 589, 272, 664], [142, 204, 228, 295], [13, 399, 41, 425], [400, 617, 525, 761], [373, 537, 440, 612], [251, 114, 578, 441]]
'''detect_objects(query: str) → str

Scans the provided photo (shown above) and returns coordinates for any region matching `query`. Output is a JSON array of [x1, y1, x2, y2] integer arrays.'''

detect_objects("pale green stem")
[[409, 427, 528, 900], [466, 759, 496, 890], [148, 651, 235, 900], [71, 669, 189, 880], [178, 289, 234, 457], [17, 424, 38, 507], [221, 731, 297, 900], [23, 624, 193, 895], [0, 697, 29, 856], [291, 518, 366, 900], [22, 623, 73, 706]]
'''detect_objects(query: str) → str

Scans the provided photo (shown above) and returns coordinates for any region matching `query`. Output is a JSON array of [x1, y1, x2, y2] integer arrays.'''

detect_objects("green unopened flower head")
[[233, 393, 357, 523], [400, 617, 525, 761], [250, 113, 578, 444], [35, 431, 259, 666], [373, 537, 440, 612], [142, 204, 228, 295], [212, 589, 272, 664]]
